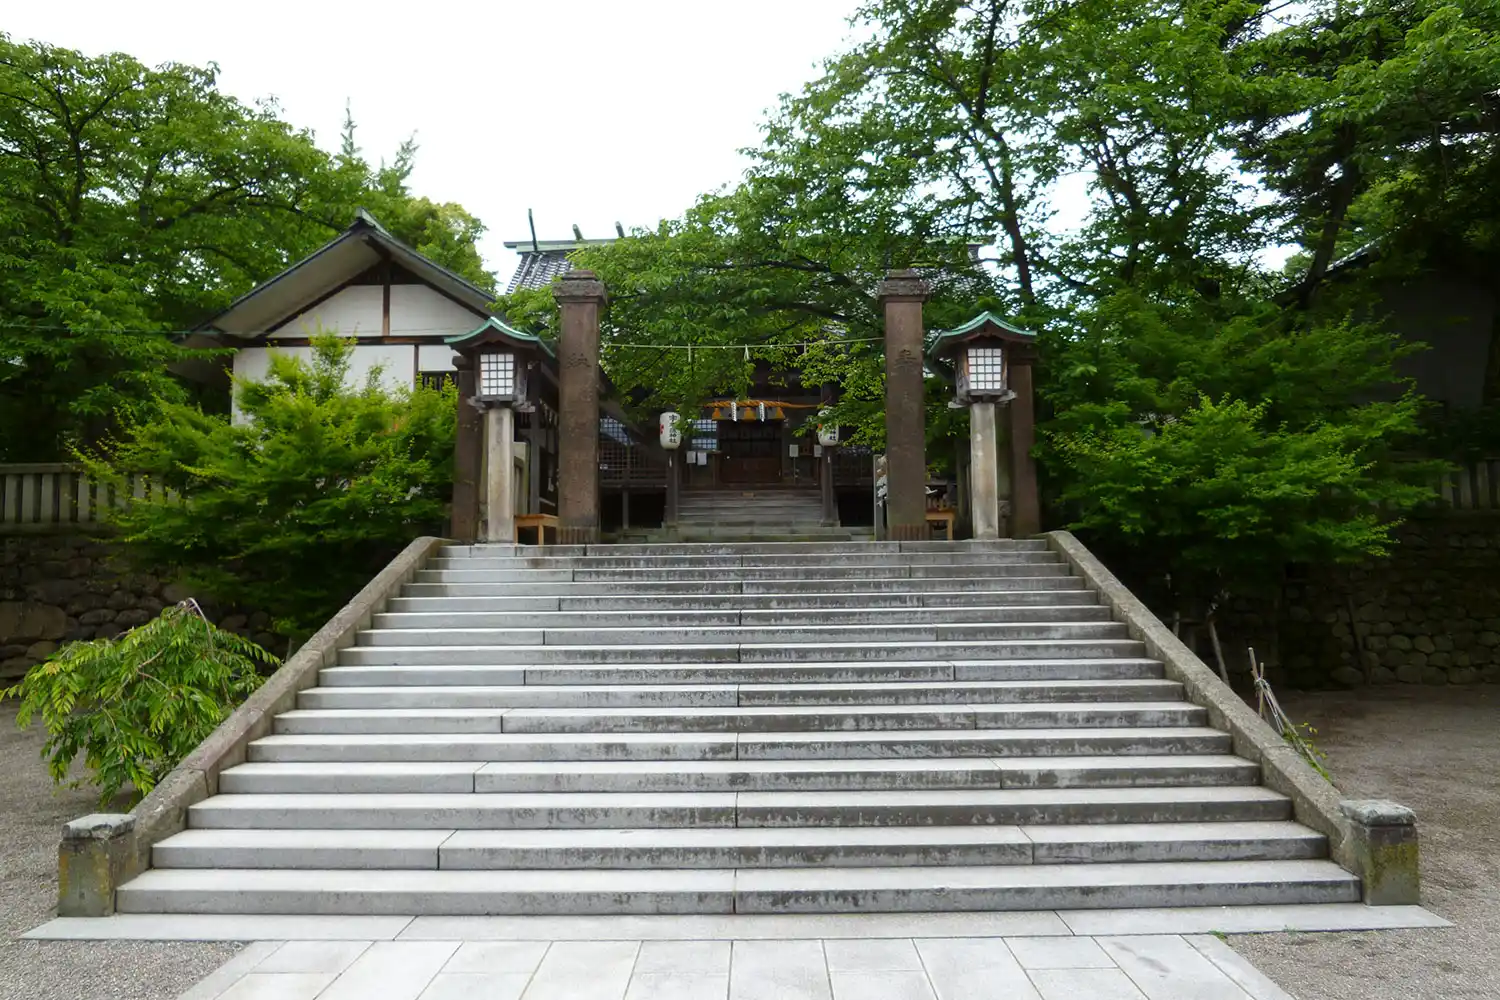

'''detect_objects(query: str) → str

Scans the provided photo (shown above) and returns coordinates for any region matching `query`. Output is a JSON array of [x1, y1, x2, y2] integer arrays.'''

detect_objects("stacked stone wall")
[[0, 533, 277, 680], [1280, 513, 1500, 687]]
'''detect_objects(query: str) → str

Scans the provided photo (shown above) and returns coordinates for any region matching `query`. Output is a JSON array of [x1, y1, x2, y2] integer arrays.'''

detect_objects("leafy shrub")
[[85, 334, 456, 639], [3, 601, 276, 805]]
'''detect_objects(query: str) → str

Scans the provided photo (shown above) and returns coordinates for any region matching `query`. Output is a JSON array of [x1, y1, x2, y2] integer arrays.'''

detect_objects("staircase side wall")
[[1045, 530, 1420, 904], [54, 534, 448, 917]]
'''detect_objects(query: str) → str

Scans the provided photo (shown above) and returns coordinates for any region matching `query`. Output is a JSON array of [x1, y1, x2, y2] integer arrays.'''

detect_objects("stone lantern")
[[660, 411, 683, 528], [448, 318, 551, 543], [815, 408, 840, 526], [929, 312, 1040, 539]]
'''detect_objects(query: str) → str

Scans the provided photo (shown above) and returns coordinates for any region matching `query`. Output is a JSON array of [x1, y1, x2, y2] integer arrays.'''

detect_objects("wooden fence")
[[1434, 457, 1500, 512], [0, 464, 166, 534]]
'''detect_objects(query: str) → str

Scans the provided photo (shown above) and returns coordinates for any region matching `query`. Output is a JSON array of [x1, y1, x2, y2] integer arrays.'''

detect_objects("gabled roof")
[[502, 236, 617, 294], [198, 210, 498, 337], [928, 310, 1036, 359]]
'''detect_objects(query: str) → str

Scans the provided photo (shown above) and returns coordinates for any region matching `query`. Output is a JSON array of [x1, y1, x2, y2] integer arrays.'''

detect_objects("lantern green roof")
[[928, 311, 1036, 359], [446, 317, 556, 358]]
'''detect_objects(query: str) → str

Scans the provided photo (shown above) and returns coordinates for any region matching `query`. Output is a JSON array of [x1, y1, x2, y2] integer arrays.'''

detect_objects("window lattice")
[[966, 347, 1006, 392], [478, 351, 515, 397], [689, 418, 718, 453]]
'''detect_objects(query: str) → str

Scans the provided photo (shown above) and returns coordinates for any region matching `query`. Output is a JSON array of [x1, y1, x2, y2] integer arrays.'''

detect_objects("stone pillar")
[[665, 453, 680, 528], [554, 270, 606, 545], [1008, 348, 1041, 537], [1340, 799, 1420, 905], [879, 270, 930, 541], [969, 401, 1000, 540], [58, 813, 136, 917], [450, 356, 481, 542], [484, 405, 515, 544], [820, 446, 837, 527]]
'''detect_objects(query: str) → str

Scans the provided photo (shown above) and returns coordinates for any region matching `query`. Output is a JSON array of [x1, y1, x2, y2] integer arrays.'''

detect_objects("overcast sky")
[[7, 0, 864, 278]]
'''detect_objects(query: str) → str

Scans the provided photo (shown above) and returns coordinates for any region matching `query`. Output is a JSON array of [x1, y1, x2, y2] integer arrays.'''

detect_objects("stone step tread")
[[320, 657, 1166, 679], [219, 758, 1254, 791], [114, 860, 1360, 915], [151, 821, 1325, 869], [453, 540, 1052, 554], [370, 607, 1116, 627], [403, 579, 1092, 595], [156, 821, 1322, 852], [359, 622, 1128, 641], [339, 639, 1149, 662], [297, 678, 1185, 708], [245, 727, 1233, 763], [273, 703, 1204, 735], [384, 592, 1102, 611]]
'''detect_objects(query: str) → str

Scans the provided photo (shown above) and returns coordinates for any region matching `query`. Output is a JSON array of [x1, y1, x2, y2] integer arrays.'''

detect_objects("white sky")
[[6, 0, 865, 278]]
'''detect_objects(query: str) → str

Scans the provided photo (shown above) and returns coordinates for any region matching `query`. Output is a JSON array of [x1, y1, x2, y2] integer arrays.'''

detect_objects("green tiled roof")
[[446, 317, 557, 359], [928, 310, 1035, 358]]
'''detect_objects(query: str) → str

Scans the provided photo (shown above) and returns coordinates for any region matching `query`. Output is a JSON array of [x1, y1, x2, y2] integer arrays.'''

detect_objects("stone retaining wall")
[[1280, 513, 1500, 688], [0, 534, 278, 680]]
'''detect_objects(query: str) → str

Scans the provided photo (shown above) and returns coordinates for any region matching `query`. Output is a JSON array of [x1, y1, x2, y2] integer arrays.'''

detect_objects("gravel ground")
[[1233, 685, 1500, 1000], [0, 699, 240, 1000]]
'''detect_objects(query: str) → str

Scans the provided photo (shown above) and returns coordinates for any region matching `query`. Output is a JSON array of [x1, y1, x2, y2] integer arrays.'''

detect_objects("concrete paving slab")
[[913, 938, 1040, 1000], [728, 940, 831, 1000], [1058, 903, 1451, 936], [1182, 936, 1294, 1000], [441, 941, 550, 974], [315, 941, 459, 1000], [395, 911, 1072, 940], [523, 941, 641, 1000], [1028, 968, 1148, 1000], [1097, 936, 1254, 1000]]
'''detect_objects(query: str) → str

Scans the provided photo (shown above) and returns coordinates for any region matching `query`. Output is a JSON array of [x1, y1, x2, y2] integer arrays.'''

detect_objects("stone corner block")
[[1339, 797, 1420, 906], [58, 812, 136, 917]]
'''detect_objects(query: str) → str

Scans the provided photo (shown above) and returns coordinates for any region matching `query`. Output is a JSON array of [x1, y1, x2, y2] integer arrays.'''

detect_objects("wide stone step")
[[371, 606, 1116, 631], [246, 726, 1233, 763], [427, 551, 1064, 570], [114, 859, 1360, 915], [297, 678, 1183, 710], [152, 821, 1323, 871], [357, 622, 1130, 648], [384, 590, 1101, 613], [317, 658, 1167, 687], [447, 539, 1052, 557], [182, 787, 1290, 830], [402, 576, 1088, 597], [271, 702, 1206, 735], [217, 755, 1258, 795], [416, 563, 1073, 583], [337, 639, 1149, 666]]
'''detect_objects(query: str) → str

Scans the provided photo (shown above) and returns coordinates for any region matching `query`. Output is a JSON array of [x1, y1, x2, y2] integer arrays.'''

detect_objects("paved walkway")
[[179, 934, 1289, 1000]]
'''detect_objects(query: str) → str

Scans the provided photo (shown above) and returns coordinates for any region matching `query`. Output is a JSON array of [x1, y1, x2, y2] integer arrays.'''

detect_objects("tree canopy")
[[497, 0, 1498, 598], [0, 35, 492, 461]]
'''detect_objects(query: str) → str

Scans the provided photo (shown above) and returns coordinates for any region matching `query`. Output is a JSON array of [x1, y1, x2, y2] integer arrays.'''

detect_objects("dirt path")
[[1232, 686, 1500, 999], [0, 700, 239, 1000]]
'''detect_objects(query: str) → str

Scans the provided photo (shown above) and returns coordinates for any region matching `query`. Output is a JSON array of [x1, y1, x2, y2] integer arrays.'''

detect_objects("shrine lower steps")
[[119, 540, 1359, 915]]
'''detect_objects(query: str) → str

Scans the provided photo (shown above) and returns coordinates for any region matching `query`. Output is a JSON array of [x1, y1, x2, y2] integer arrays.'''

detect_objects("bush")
[[2, 601, 276, 805], [86, 334, 457, 639]]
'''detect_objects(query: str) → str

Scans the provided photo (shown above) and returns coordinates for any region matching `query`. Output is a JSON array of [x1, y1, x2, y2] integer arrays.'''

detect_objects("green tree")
[[0, 37, 493, 461], [3, 601, 275, 805], [85, 336, 456, 639]]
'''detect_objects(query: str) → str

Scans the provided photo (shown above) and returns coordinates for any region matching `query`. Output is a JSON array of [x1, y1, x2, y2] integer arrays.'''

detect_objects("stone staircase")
[[121, 539, 1360, 915], [627, 489, 872, 543]]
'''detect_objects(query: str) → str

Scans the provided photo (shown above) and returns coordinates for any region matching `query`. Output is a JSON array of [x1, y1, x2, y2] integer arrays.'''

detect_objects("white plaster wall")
[[231, 343, 417, 423], [391, 284, 484, 338], [417, 344, 457, 373], [268, 285, 383, 339]]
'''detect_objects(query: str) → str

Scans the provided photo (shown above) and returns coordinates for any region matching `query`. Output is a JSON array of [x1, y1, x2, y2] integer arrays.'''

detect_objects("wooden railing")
[[0, 464, 165, 533], [1435, 457, 1499, 511]]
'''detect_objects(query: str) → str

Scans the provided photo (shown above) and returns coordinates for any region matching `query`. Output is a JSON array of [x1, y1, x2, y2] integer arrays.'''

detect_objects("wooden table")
[[925, 508, 956, 540], [515, 513, 560, 546]]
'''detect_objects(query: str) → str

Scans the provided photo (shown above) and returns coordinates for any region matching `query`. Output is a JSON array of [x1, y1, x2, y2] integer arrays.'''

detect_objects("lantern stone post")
[[879, 270, 930, 542], [450, 355, 481, 543], [555, 270, 606, 545], [660, 412, 682, 529], [817, 414, 840, 528], [969, 400, 1001, 539], [484, 405, 516, 543]]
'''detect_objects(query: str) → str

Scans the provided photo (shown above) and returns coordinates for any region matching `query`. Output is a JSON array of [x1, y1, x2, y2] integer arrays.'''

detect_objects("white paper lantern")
[[658, 411, 683, 450]]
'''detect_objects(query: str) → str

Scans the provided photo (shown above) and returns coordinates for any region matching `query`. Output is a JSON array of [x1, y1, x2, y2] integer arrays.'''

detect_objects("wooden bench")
[[925, 508, 957, 541], [515, 513, 560, 546]]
